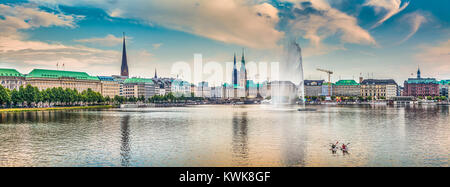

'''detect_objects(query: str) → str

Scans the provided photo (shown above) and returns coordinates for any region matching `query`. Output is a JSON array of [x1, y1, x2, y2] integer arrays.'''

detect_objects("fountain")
[[271, 39, 316, 111]]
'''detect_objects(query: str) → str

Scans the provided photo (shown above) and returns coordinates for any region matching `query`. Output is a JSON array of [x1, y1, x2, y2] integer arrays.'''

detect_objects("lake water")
[[0, 105, 448, 167]]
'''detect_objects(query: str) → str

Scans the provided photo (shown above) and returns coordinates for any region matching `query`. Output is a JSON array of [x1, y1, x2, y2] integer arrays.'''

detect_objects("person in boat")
[[330, 141, 339, 153], [341, 143, 350, 153]]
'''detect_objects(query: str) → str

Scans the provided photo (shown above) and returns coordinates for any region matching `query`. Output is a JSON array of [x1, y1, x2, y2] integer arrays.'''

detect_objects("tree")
[[0, 85, 11, 107], [426, 96, 433, 100], [10, 89, 22, 107]]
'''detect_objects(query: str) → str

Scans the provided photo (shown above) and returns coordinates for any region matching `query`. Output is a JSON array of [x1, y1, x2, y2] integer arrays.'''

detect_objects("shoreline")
[[0, 105, 113, 113]]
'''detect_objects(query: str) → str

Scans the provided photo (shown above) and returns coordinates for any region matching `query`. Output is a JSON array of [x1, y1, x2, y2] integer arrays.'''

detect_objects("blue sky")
[[0, 0, 449, 85]]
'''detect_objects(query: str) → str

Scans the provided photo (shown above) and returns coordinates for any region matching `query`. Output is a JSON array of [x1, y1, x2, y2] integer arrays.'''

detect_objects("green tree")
[[0, 85, 11, 107], [11, 88, 23, 107]]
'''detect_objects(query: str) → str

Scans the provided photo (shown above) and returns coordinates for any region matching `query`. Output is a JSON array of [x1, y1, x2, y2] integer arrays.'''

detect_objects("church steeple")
[[417, 66, 421, 79], [120, 32, 129, 77], [241, 48, 245, 66], [154, 68, 158, 79], [232, 53, 238, 86]]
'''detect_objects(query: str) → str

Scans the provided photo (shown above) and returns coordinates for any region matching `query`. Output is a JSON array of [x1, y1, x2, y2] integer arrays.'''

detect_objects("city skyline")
[[0, 0, 449, 84]]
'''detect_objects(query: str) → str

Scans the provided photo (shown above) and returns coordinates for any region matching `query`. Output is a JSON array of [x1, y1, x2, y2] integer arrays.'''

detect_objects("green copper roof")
[[124, 78, 154, 84], [439, 80, 450, 85], [0, 68, 23, 77], [334, 80, 360, 86], [26, 69, 99, 80], [406, 78, 438, 84], [247, 80, 263, 88]]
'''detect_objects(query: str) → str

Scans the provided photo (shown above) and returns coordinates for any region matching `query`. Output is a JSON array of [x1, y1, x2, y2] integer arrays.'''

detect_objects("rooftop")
[[405, 78, 439, 84], [0, 68, 24, 77], [124, 77, 154, 84], [361, 79, 397, 85], [334, 80, 360, 86], [98, 76, 116, 81], [304, 80, 325, 86], [26, 69, 99, 80]]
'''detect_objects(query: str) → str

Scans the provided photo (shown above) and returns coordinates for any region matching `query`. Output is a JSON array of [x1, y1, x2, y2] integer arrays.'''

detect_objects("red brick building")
[[403, 68, 439, 97]]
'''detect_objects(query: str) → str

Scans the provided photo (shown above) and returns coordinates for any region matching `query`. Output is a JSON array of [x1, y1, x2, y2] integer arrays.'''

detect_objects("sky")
[[0, 0, 449, 85]]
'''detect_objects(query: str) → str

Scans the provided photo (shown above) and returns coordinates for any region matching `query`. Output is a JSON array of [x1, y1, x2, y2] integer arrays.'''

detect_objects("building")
[[0, 68, 26, 90], [403, 68, 439, 97], [270, 81, 298, 103], [439, 80, 449, 97], [304, 80, 324, 97], [247, 80, 263, 98], [26, 69, 101, 93], [195, 81, 211, 98], [112, 75, 128, 96], [123, 78, 155, 100], [360, 79, 398, 99], [321, 83, 333, 97], [239, 50, 248, 97], [171, 79, 191, 97], [98, 76, 120, 98], [120, 33, 129, 77], [333, 80, 360, 97]]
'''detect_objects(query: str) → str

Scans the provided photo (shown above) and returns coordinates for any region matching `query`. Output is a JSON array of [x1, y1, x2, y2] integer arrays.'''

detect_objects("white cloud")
[[416, 40, 450, 69], [0, 4, 122, 75], [398, 12, 427, 44], [282, 0, 376, 56], [31, 0, 284, 49], [75, 34, 127, 47], [364, 0, 410, 29], [0, 4, 82, 38]]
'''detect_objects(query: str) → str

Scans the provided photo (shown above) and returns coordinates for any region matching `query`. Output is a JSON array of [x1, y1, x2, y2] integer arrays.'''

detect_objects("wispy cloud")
[[398, 11, 427, 44], [75, 34, 128, 47], [364, 0, 410, 29], [152, 43, 163, 49]]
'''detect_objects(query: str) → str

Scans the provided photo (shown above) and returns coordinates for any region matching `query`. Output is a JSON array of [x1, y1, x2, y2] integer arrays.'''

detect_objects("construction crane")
[[317, 68, 333, 97]]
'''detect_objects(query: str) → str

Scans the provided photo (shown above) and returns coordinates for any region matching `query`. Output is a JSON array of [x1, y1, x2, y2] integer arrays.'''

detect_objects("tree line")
[[0, 84, 106, 108]]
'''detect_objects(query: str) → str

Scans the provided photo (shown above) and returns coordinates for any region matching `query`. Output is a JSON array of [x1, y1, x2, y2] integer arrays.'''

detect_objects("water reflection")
[[232, 112, 249, 165], [0, 106, 448, 167], [120, 115, 131, 167]]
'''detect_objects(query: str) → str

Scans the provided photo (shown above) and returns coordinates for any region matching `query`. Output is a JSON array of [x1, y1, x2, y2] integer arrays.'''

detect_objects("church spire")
[[417, 65, 421, 79], [121, 32, 129, 77], [154, 68, 158, 79], [241, 48, 245, 65]]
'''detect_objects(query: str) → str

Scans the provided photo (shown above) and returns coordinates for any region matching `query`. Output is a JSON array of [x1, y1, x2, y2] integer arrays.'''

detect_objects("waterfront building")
[[171, 79, 191, 97], [304, 80, 324, 97], [123, 78, 155, 99], [439, 80, 449, 97], [403, 68, 439, 97], [112, 75, 128, 96], [247, 80, 263, 98], [270, 81, 298, 103], [98, 76, 120, 98], [26, 69, 101, 93], [0, 68, 26, 90], [221, 83, 233, 99], [195, 81, 211, 98], [120, 33, 129, 77], [360, 79, 398, 99], [333, 80, 360, 97], [320, 83, 333, 97], [210, 86, 223, 98]]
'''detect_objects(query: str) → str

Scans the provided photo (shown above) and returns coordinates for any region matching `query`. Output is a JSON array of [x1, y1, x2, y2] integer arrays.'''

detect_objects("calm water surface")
[[0, 105, 448, 167]]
